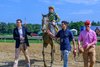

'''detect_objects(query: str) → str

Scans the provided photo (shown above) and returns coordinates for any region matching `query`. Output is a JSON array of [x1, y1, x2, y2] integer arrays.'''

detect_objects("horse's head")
[[42, 14, 49, 33], [95, 27, 100, 36]]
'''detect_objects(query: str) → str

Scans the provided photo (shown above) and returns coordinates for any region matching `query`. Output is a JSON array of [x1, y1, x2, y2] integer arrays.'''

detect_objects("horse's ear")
[[42, 14, 44, 17]]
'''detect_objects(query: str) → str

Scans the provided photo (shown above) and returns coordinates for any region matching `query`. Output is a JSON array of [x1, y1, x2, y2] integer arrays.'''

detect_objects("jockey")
[[47, 6, 60, 34]]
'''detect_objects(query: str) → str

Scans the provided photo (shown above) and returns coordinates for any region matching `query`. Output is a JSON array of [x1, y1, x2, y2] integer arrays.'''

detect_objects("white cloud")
[[38, 0, 99, 5], [42, 0, 50, 3], [65, 0, 99, 4], [38, 0, 64, 5], [0, 0, 22, 8], [54, 1, 64, 5], [38, 0, 50, 4], [8, 0, 21, 3], [71, 9, 93, 15]]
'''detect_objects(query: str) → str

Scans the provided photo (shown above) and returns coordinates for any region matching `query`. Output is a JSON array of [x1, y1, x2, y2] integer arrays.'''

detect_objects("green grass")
[[0, 39, 43, 43], [97, 42, 100, 45], [0, 39, 100, 46]]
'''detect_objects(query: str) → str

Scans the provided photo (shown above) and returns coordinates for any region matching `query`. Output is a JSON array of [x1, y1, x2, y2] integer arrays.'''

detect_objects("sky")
[[0, 0, 100, 24]]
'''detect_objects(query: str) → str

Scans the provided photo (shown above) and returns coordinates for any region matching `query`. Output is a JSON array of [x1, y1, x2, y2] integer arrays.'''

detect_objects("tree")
[[69, 21, 84, 34], [32, 24, 41, 34], [0, 22, 7, 34], [7, 23, 16, 34]]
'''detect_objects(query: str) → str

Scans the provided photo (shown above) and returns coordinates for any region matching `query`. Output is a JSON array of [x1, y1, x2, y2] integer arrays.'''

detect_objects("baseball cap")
[[84, 20, 91, 25]]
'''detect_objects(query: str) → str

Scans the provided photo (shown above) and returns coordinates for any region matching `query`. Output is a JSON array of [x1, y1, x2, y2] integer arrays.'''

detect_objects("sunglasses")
[[85, 25, 90, 27], [17, 21, 22, 23]]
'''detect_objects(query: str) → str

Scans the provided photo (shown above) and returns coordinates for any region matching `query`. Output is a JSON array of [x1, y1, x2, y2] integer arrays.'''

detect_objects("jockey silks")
[[47, 12, 60, 22]]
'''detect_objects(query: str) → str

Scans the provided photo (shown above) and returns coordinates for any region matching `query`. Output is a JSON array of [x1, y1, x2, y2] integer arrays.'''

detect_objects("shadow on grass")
[[0, 59, 44, 67], [74, 60, 100, 64], [96, 61, 100, 63]]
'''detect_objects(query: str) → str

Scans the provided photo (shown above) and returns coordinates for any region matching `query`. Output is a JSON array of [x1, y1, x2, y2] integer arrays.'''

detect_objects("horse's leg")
[[50, 41, 55, 67], [53, 43, 55, 53], [42, 43, 47, 67]]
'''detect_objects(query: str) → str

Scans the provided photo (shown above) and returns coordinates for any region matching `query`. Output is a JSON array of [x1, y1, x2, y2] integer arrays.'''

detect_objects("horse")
[[42, 14, 59, 67], [95, 27, 100, 36]]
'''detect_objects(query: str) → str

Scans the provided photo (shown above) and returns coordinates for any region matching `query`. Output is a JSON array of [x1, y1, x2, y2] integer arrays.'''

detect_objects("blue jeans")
[[61, 50, 70, 67]]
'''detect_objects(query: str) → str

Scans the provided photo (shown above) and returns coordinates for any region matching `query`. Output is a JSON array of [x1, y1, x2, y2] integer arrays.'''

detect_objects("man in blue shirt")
[[47, 21, 76, 67]]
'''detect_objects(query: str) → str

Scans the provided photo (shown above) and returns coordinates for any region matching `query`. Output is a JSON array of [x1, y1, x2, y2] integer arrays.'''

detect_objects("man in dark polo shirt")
[[47, 21, 76, 67], [13, 19, 32, 67]]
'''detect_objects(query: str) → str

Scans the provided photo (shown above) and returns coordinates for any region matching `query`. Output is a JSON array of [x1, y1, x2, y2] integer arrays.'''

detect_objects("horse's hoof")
[[44, 64, 47, 67], [50, 63, 53, 67], [51, 61, 54, 64], [53, 49, 55, 53], [50, 65, 52, 67]]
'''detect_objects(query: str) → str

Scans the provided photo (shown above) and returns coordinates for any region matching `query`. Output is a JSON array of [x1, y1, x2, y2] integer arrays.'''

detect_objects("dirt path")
[[0, 43, 100, 67]]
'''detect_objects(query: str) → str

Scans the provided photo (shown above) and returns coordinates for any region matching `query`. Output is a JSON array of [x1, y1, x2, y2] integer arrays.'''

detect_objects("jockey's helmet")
[[49, 6, 54, 10]]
